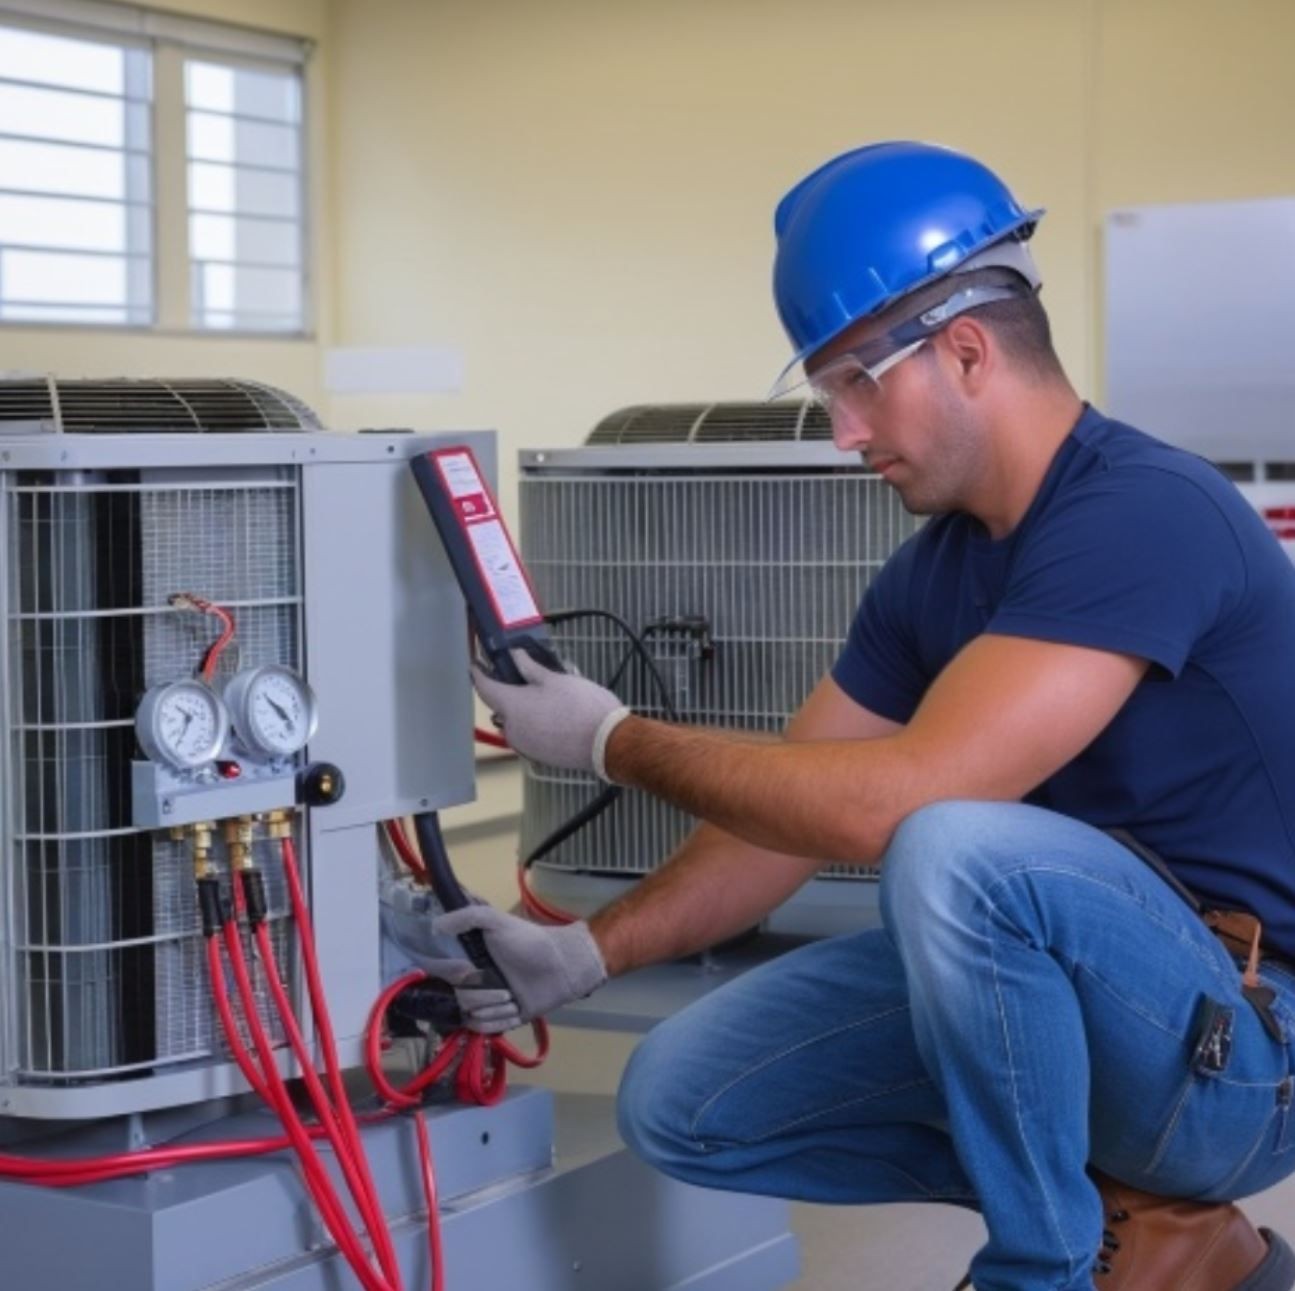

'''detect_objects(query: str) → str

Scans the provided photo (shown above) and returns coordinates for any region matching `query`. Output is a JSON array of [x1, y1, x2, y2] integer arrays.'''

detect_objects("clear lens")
[[809, 353, 876, 408], [809, 339, 927, 410]]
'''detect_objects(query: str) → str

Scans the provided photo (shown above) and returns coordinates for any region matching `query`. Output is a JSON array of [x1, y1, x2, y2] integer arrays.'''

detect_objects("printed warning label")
[[436, 451, 489, 500], [465, 518, 541, 626]]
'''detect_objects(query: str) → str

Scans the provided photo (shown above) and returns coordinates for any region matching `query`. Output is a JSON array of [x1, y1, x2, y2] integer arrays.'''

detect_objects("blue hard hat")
[[771, 141, 1044, 390]]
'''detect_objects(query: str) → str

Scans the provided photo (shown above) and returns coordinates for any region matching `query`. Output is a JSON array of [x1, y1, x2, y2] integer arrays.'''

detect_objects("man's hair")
[[887, 267, 1064, 382]]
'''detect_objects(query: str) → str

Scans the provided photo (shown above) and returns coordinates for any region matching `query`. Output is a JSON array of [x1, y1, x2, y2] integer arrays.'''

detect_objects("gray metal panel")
[[300, 435, 485, 830], [0, 430, 487, 472], [522, 440, 858, 472], [302, 817, 384, 1049], [1105, 197, 1295, 461], [0, 1088, 557, 1291], [0, 1090, 798, 1291], [0, 1036, 369, 1120]]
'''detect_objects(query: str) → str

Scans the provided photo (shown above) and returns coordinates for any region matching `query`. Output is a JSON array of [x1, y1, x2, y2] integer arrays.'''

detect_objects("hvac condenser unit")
[[518, 401, 923, 933], [0, 379, 478, 1121]]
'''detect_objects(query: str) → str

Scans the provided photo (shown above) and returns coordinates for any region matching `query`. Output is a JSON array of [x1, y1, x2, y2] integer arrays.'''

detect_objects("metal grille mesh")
[[0, 378, 320, 433], [586, 401, 832, 445], [518, 468, 922, 878], [7, 472, 302, 1081]]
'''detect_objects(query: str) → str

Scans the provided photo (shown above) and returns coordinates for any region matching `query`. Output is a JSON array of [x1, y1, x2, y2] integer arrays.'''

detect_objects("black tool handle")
[[413, 810, 507, 989]]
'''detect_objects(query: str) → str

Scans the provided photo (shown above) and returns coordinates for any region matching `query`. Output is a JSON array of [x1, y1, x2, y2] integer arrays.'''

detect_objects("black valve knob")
[[298, 761, 346, 807]]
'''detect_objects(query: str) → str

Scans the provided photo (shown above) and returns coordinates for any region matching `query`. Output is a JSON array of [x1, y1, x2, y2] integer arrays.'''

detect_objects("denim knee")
[[879, 799, 1000, 936], [616, 1025, 699, 1174]]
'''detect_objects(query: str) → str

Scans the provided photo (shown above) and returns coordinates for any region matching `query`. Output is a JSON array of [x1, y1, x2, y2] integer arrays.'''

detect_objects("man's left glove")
[[433, 903, 608, 1032], [472, 648, 630, 779]]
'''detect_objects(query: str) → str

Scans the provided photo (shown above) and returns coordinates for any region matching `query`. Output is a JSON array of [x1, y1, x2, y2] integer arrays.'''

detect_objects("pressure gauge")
[[224, 665, 318, 760], [136, 680, 229, 772]]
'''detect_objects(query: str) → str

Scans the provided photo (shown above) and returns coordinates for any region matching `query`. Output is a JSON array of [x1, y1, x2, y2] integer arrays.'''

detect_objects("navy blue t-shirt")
[[832, 404, 1295, 959]]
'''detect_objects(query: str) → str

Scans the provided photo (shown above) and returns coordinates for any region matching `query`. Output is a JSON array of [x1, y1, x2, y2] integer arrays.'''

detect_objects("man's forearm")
[[603, 715, 921, 864], [587, 821, 822, 976]]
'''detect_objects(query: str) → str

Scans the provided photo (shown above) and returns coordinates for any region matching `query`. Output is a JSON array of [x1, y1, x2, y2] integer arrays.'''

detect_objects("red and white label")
[[1263, 507, 1295, 542], [430, 448, 544, 629]]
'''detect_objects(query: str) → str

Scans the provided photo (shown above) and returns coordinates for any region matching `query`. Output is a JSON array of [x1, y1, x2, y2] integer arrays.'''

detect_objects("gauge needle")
[[266, 696, 295, 731]]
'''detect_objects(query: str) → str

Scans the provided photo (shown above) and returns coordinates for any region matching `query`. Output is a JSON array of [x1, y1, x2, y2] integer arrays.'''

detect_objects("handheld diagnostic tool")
[[410, 445, 565, 986], [410, 446, 563, 683]]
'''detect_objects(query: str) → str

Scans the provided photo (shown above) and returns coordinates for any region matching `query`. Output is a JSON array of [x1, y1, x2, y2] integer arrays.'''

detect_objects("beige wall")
[[325, 0, 1295, 518]]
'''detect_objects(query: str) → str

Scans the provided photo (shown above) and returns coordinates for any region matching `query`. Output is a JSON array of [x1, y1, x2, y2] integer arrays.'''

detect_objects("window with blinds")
[[0, 23, 152, 325], [185, 59, 305, 332]]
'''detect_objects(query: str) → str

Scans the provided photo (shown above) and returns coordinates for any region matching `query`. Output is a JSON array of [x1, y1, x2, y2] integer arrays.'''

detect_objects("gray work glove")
[[433, 904, 608, 1033], [380, 872, 523, 1032], [472, 648, 630, 780]]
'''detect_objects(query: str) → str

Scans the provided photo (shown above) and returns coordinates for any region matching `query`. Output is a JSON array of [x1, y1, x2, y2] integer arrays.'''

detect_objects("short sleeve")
[[987, 468, 1246, 676], [832, 532, 931, 722]]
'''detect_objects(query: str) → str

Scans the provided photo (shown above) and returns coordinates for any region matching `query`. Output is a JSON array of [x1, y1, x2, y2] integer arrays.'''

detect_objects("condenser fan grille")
[[0, 378, 320, 433], [587, 401, 832, 445]]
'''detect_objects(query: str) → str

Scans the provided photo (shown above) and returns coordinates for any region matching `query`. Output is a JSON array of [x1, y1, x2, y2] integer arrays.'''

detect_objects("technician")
[[439, 142, 1295, 1291]]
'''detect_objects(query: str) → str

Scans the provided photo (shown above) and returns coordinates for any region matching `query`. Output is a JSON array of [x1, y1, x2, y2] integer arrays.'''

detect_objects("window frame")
[[0, 3, 311, 338], [182, 48, 311, 337]]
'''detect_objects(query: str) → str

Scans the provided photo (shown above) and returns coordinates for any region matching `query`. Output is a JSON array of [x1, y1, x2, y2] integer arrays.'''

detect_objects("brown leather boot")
[[952, 1176, 1295, 1290], [1093, 1171, 1295, 1291]]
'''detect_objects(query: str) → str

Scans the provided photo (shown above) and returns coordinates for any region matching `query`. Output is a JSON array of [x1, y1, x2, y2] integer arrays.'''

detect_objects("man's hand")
[[433, 903, 608, 1032], [472, 648, 630, 777]]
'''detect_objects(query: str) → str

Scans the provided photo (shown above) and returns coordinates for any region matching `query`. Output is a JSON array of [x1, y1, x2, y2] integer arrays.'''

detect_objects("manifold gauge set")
[[132, 665, 320, 829], [136, 666, 318, 770]]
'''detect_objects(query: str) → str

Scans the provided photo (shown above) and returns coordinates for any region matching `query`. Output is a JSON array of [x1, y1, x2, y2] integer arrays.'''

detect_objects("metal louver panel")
[[8, 470, 303, 1082], [587, 400, 832, 445], [519, 431, 923, 884], [0, 378, 320, 433]]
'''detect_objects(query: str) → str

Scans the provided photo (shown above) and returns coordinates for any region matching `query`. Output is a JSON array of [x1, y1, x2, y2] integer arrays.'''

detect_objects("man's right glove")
[[433, 904, 608, 1033]]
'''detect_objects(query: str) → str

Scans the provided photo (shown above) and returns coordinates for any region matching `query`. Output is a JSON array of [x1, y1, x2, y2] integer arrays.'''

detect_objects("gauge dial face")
[[138, 681, 228, 770], [227, 666, 317, 759]]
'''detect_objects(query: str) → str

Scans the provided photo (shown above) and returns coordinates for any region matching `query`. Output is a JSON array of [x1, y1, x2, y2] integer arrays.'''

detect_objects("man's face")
[[807, 317, 984, 516]]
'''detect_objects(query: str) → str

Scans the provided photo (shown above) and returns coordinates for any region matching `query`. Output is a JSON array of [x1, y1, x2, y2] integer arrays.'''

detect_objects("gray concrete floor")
[[447, 822, 1295, 1291]]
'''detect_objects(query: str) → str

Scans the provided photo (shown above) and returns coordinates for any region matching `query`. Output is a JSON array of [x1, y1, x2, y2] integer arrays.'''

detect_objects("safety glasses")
[[768, 280, 1028, 403], [805, 338, 928, 412]]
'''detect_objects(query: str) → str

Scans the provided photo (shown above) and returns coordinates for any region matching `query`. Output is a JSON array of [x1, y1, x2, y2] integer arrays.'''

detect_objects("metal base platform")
[[0, 1087, 798, 1290]]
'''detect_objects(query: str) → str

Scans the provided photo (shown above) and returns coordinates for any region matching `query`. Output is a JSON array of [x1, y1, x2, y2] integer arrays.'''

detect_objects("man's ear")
[[942, 315, 994, 391]]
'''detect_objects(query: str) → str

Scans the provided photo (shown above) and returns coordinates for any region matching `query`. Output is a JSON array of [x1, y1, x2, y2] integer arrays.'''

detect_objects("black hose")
[[544, 607, 679, 720], [413, 810, 504, 987]]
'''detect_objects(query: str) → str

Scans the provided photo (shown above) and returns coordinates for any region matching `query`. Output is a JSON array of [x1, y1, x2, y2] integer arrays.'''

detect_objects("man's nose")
[[830, 401, 873, 453]]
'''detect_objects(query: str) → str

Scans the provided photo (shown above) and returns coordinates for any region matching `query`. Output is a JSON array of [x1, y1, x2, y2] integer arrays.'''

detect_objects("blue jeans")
[[616, 802, 1295, 1291]]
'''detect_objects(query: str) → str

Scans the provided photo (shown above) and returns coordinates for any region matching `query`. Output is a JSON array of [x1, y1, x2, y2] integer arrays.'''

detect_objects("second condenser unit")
[[517, 401, 923, 933]]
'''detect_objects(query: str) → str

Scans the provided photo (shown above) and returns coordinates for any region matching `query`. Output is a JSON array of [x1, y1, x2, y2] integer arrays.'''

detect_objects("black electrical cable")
[[520, 609, 689, 871], [543, 607, 679, 721], [522, 784, 621, 870]]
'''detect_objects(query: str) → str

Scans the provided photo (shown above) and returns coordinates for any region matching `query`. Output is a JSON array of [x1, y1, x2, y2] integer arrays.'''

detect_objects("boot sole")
[[1234, 1230, 1295, 1291]]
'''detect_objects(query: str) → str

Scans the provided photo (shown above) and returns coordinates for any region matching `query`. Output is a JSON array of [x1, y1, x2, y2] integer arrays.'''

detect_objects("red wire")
[[473, 727, 510, 751], [516, 865, 577, 924], [363, 970, 549, 1112], [206, 932, 271, 1100], [174, 593, 236, 682], [384, 819, 429, 883], [276, 838, 403, 1289], [253, 915, 402, 1290], [415, 1115, 444, 1291], [221, 910, 388, 1291]]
